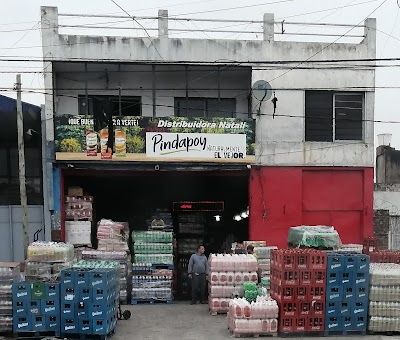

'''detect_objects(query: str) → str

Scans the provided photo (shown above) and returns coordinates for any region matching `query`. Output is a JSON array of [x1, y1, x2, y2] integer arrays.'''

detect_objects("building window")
[[78, 95, 141, 117], [305, 91, 364, 142], [175, 98, 236, 118]]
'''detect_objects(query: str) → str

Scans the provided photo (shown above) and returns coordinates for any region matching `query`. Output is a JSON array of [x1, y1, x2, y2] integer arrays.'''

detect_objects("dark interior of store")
[[64, 170, 249, 299]]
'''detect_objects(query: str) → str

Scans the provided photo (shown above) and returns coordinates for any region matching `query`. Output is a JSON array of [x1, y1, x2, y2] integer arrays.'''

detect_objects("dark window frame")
[[174, 97, 236, 118], [78, 95, 142, 117], [305, 91, 364, 142]]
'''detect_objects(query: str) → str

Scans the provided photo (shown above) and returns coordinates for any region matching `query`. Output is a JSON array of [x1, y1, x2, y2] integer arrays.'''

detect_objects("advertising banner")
[[54, 115, 255, 163]]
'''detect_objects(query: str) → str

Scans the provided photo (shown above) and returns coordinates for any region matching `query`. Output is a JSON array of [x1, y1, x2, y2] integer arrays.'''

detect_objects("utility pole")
[[16, 74, 29, 259]]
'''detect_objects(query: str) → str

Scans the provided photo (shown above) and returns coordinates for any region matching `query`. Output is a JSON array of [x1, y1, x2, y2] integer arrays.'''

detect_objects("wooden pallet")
[[368, 330, 400, 336], [230, 330, 278, 338], [324, 329, 367, 336], [279, 331, 324, 338], [209, 309, 228, 316], [13, 330, 60, 339], [131, 299, 174, 305], [60, 329, 115, 340]]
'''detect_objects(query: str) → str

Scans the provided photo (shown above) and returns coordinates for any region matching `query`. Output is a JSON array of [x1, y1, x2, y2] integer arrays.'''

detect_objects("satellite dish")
[[252, 80, 272, 101]]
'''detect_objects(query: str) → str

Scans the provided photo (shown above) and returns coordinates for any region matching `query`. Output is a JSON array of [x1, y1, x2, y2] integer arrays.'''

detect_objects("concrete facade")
[[376, 145, 400, 184], [41, 6, 376, 168]]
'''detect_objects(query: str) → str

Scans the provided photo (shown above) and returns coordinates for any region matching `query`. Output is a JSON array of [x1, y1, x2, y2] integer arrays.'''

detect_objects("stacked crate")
[[59, 267, 119, 337], [270, 249, 327, 334], [325, 253, 370, 335], [131, 231, 174, 303], [0, 262, 20, 334], [12, 282, 60, 336]]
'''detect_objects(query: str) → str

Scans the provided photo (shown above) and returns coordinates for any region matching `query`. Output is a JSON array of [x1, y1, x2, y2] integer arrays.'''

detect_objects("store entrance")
[[63, 169, 249, 300]]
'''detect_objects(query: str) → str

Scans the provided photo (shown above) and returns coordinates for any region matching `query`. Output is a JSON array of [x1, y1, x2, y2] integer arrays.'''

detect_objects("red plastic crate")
[[281, 302, 297, 317], [281, 286, 295, 301], [281, 252, 296, 269], [272, 268, 299, 286], [313, 270, 326, 285], [309, 285, 325, 301], [295, 317, 307, 332], [299, 270, 312, 285], [312, 301, 325, 316], [309, 253, 327, 270], [296, 286, 308, 301], [299, 302, 312, 316], [296, 253, 309, 270], [279, 317, 294, 333], [307, 316, 324, 332]]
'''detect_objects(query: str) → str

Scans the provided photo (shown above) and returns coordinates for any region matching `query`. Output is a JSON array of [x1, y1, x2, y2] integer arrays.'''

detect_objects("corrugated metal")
[[0, 205, 44, 262], [390, 216, 400, 250]]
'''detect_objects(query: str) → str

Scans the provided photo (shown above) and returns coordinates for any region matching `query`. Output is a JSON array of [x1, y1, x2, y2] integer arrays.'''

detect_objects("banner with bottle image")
[[54, 115, 256, 163]]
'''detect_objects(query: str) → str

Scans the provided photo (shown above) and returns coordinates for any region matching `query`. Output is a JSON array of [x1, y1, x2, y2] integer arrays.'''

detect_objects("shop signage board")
[[54, 115, 255, 163]]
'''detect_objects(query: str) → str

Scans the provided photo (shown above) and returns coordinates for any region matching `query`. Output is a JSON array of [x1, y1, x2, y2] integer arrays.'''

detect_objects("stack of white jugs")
[[228, 296, 279, 336], [369, 263, 400, 333], [208, 254, 258, 314]]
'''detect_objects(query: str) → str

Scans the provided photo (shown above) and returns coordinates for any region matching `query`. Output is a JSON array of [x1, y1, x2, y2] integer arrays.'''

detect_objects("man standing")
[[188, 245, 208, 305]]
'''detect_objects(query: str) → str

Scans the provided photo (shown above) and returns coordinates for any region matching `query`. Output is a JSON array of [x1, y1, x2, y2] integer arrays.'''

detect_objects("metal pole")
[[16, 74, 29, 259]]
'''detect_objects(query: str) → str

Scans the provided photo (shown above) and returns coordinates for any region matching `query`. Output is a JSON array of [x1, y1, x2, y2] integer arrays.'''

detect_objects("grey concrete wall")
[[376, 146, 400, 184], [41, 6, 376, 168]]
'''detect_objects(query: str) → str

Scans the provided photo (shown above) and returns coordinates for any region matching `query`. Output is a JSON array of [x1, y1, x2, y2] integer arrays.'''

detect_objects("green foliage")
[[55, 124, 86, 150], [247, 143, 256, 156], [126, 135, 145, 153], [60, 138, 81, 153]]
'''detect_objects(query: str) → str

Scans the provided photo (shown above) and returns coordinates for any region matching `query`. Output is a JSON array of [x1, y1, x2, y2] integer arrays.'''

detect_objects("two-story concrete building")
[[41, 6, 376, 256]]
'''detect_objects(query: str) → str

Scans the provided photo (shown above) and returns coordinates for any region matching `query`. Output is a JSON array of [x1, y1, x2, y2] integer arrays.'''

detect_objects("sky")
[[0, 0, 399, 149]]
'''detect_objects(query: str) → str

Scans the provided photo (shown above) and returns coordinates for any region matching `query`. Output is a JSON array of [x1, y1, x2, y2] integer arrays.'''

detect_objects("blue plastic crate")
[[45, 283, 60, 299], [344, 286, 355, 300], [28, 300, 41, 315], [13, 300, 28, 316], [41, 299, 59, 316], [340, 301, 351, 316], [60, 302, 74, 317], [340, 272, 353, 287], [356, 254, 370, 272], [32, 315, 46, 332], [88, 302, 113, 319], [326, 286, 343, 302], [12, 282, 31, 300], [61, 317, 78, 333], [355, 286, 368, 300], [325, 316, 341, 331], [353, 314, 367, 330], [342, 316, 353, 330], [77, 302, 88, 317], [75, 269, 90, 288], [46, 315, 60, 333], [61, 287, 77, 303], [92, 317, 114, 335], [326, 301, 339, 316], [327, 255, 343, 272], [327, 272, 340, 286], [351, 300, 367, 316], [354, 272, 369, 288], [79, 287, 92, 303], [78, 319, 92, 334], [343, 255, 357, 271], [13, 315, 32, 332], [60, 269, 75, 286]]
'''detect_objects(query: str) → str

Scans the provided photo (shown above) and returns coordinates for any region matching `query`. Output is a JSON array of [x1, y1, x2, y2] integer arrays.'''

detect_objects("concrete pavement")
[[113, 302, 389, 340]]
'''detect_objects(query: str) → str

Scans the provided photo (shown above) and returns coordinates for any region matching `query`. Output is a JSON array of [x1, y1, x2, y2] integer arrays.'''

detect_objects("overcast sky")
[[0, 0, 399, 148]]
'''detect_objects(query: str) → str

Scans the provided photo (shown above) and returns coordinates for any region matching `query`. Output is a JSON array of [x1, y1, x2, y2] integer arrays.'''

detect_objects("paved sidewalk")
[[113, 302, 387, 340]]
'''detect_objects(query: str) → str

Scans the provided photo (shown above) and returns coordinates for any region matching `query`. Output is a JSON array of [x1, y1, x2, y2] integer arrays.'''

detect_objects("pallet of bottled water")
[[368, 263, 400, 333]]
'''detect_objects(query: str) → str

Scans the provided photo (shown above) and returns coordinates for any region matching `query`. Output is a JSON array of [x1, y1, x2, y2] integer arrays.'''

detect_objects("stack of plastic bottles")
[[0, 263, 20, 333], [97, 220, 129, 252], [131, 231, 174, 303], [81, 250, 131, 304], [227, 296, 279, 336], [25, 242, 75, 281], [254, 246, 277, 293], [208, 254, 258, 315], [368, 263, 400, 333]]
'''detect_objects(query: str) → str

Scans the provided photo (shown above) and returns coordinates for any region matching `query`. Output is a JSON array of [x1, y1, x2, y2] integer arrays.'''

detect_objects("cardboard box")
[[68, 187, 83, 196], [65, 221, 91, 245]]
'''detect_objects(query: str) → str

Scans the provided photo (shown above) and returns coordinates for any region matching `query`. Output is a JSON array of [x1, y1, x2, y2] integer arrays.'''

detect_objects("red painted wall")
[[249, 167, 374, 248]]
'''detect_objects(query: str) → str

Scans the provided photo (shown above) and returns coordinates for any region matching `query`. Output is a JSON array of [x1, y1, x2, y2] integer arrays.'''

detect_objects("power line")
[[267, 0, 388, 84], [0, 87, 398, 125]]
